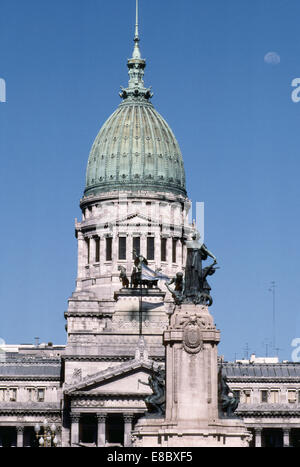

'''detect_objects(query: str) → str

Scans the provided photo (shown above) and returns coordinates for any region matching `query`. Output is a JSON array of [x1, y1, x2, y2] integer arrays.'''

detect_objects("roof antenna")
[[268, 281, 276, 354]]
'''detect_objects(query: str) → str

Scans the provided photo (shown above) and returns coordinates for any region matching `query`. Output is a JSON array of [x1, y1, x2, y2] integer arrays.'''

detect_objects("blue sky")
[[0, 0, 300, 361]]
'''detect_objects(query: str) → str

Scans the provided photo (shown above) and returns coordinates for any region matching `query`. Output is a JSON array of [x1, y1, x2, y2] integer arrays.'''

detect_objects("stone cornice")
[[0, 410, 61, 416], [70, 392, 148, 399], [62, 355, 164, 362], [64, 311, 113, 318], [0, 360, 61, 365], [80, 191, 188, 210], [228, 377, 300, 384], [62, 355, 132, 362], [0, 403, 61, 416], [237, 403, 300, 417], [237, 409, 300, 418], [0, 376, 61, 382]]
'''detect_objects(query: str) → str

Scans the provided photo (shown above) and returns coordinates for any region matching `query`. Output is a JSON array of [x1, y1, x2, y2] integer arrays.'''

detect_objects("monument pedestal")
[[132, 304, 251, 447]]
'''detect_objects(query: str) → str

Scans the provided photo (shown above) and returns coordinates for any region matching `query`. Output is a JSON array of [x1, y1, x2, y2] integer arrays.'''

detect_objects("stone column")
[[77, 232, 85, 280], [100, 236, 106, 271], [254, 428, 262, 447], [155, 234, 161, 270], [141, 234, 147, 258], [182, 243, 186, 270], [123, 414, 134, 447], [111, 230, 117, 266], [127, 234, 133, 273], [16, 426, 24, 448], [89, 237, 96, 265], [70, 414, 80, 447], [283, 428, 290, 448], [165, 237, 171, 274], [55, 426, 62, 447], [97, 413, 107, 447], [176, 238, 182, 266]]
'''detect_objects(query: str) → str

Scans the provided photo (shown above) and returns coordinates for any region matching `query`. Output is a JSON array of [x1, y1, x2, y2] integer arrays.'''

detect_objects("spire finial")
[[135, 0, 139, 40], [132, 0, 141, 59], [119, 0, 153, 102]]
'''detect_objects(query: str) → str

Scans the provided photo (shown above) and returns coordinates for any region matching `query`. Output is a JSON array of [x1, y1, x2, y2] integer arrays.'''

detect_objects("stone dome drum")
[[84, 100, 186, 197]]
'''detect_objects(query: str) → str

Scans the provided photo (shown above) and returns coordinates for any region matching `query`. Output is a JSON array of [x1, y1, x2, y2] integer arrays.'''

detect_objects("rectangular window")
[[172, 238, 177, 263], [106, 237, 112, 261], [37, 389, 45, 402], [288, 390, 297, 403], [270, 391, 279, 404], [95, 238, 100, 263], [133, 237, 140, 258], [244, 390, 251, 404], [119, 237, 126, 260], [161, 238, 167, 262], [9, 388, 17, 402], [147, 237, 154, 260], [261, 390, 268, 403]]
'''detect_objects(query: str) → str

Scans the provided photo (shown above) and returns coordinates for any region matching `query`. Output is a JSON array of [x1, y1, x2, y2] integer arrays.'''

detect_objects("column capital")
[[123, 413, 134, 423], [70, 414, 80, 423], [96, 413, 108, 422], [16, 426, 24, 433], [254, 427, 262, 433]]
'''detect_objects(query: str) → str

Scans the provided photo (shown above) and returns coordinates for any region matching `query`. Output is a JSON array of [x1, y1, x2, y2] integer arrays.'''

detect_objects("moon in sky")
[[264, 52, 281, 65]]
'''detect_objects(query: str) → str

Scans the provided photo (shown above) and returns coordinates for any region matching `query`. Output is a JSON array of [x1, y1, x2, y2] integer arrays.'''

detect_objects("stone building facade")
[[224, 361, 300, 447], [0, 345, 64, 447], [0, 4, 299, 448], [1, 345, 300, 447]]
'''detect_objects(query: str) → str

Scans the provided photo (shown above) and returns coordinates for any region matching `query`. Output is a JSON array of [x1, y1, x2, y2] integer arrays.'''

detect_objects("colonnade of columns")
[[70, 412, 134, 447], [0, 425, 61, 447], [253, 427, 292, 447], [77, 232, 185, 280]]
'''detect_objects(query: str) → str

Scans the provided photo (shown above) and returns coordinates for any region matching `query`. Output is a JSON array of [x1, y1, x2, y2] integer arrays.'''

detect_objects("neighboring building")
[[0, 345, 64, 447], [0, 7, 299, 449], [223, 361, 300, 448]]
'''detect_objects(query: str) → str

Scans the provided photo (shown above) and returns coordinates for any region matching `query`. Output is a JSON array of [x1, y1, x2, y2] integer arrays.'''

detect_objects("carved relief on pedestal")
[[182, 316, 203, 354]]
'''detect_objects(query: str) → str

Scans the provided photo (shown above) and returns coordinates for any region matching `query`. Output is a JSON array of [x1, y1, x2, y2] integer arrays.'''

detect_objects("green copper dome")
[[84, 8, 186, 198]]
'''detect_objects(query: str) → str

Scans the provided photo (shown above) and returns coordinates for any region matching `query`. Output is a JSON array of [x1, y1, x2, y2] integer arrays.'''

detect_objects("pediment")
[[95, 212, 160, 229], [64, 359, 158, 396], [114, 212, 160, 227]]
